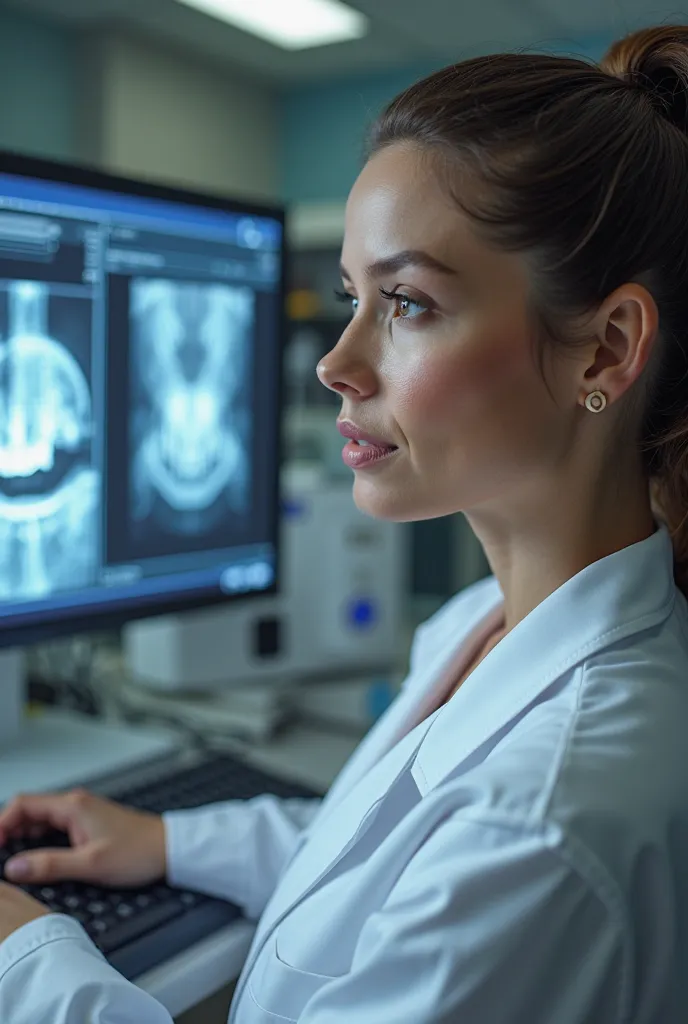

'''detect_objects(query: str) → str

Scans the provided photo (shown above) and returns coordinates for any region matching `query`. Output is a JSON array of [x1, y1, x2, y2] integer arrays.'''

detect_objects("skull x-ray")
[[129, 279, 253, 544], [0, 280, 98, 599]]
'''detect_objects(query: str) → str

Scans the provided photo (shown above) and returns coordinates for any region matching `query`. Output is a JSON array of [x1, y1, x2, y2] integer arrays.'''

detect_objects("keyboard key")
[[87, 918, 109, 936]]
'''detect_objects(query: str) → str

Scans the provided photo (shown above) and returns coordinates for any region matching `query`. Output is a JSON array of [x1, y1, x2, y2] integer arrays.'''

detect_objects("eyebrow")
[[339, 249, 456, 282]]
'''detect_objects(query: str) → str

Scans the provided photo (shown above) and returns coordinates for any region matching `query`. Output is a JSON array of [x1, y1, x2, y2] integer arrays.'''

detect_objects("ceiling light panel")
[[175, 0, 368, 50]]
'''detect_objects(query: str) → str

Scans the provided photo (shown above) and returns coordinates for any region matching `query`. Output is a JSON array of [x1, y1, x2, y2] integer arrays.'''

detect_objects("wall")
[[0, 6, 79, 162], [280, 62, 443, 203], [90, 32, 279, 200], [0, 8, 280, 201], [280, 35, 613, 204], [0, 6, 613, 204]]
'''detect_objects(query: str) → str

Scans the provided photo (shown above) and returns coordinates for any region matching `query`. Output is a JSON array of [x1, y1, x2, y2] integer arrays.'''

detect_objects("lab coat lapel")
[[260, 707, 440, 926], [239, 579, 505, 975], [413, 523, 676, 795], [236, 708, 442, 997]]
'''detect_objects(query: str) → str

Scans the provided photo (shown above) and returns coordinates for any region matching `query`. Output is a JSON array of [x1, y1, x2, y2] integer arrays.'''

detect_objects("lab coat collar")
[[412, 522, 676, 795]]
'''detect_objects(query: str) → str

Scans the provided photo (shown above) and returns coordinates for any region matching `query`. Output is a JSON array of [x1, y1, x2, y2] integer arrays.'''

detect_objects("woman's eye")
[[378, 287, 427, 321], [334, 289, 358, 315], [335, 287, 427, 321], [393, 295, 426, 320]]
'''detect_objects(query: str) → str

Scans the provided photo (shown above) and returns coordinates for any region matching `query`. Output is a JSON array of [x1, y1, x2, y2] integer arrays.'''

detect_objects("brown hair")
[[369, 26, 688, 595]]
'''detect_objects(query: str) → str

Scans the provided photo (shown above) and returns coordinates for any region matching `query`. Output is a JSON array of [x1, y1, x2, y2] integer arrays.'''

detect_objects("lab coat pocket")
[[247, 935, 341, 1022]]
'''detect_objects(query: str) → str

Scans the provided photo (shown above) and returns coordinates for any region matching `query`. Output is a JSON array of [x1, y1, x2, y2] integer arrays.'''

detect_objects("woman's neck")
[[464, 478, 656, 635]]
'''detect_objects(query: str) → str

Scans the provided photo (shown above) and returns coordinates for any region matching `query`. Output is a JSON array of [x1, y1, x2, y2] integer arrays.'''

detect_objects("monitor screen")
[[0, 152, 284, 646]]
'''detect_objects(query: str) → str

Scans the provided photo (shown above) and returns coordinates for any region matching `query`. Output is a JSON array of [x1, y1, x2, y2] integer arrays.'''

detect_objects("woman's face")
[[317, 143, 580, 522]]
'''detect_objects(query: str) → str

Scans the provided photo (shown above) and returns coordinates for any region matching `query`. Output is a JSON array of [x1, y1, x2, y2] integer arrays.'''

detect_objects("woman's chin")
[[352, 476, 465, 523], [352, 478, 420, 522]]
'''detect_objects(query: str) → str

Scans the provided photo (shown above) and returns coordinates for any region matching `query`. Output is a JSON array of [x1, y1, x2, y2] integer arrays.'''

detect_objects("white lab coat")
[[2, 522, 688, 1022]]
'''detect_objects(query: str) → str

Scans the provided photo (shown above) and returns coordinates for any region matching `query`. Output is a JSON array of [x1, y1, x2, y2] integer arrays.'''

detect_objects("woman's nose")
[[316, 341, 377, 399]]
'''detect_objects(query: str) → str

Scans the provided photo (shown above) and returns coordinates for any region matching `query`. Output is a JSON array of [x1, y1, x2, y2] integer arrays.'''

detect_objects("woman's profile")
[[1, 22, 688, 1024]]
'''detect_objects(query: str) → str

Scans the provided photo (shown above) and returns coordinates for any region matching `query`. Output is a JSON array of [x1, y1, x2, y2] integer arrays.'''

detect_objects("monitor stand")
[[0, 649, 179, 805]]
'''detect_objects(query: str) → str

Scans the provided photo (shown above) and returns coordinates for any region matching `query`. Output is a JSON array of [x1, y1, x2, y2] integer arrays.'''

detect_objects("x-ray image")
[[129, 278, 253, 549], [0, 280, 98, 599]]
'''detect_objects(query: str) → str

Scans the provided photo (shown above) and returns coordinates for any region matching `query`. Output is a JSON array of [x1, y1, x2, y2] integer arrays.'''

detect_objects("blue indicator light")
[[280, 498, 307, 519], [347, 597, 377, 629]]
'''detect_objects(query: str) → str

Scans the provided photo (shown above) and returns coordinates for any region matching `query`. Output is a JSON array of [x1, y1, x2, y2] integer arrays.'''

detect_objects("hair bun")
[[601, 25, 688, 133]]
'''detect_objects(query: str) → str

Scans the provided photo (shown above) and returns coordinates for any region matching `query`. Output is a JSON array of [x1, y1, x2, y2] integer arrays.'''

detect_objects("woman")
[[1, 23, 688, 1023]]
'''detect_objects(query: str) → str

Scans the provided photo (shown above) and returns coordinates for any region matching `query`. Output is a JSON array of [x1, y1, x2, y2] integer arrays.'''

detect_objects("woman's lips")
[[341, 438, 399, 469], [337, 420, 399, 469]]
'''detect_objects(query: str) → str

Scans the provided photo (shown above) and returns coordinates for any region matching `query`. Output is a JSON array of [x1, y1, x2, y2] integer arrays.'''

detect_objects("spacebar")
[[97, 900, 187, 954]]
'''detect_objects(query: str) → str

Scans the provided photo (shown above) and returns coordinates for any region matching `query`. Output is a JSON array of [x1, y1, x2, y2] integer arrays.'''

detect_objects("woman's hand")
[[0, 789, 166, 888], [0, 882, 49, 943]]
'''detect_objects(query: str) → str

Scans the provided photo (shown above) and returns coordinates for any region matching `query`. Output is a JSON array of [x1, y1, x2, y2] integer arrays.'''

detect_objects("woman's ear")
[[580, 282, 659, 404]]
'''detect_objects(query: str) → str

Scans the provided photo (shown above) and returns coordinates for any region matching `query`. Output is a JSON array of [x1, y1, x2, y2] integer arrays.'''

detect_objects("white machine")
[[123, 469, 408, 696]]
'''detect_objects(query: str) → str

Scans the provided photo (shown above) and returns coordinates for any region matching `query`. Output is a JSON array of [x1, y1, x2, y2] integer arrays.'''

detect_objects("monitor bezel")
[[0, 148, 286, 649]]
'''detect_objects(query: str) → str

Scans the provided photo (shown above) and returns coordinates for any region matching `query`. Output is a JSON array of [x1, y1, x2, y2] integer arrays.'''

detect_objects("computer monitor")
[[0, 150, 285, 654]]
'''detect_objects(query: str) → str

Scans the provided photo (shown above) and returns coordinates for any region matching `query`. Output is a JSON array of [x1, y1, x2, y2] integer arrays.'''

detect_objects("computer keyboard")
[[0, 751, 322, 980]]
